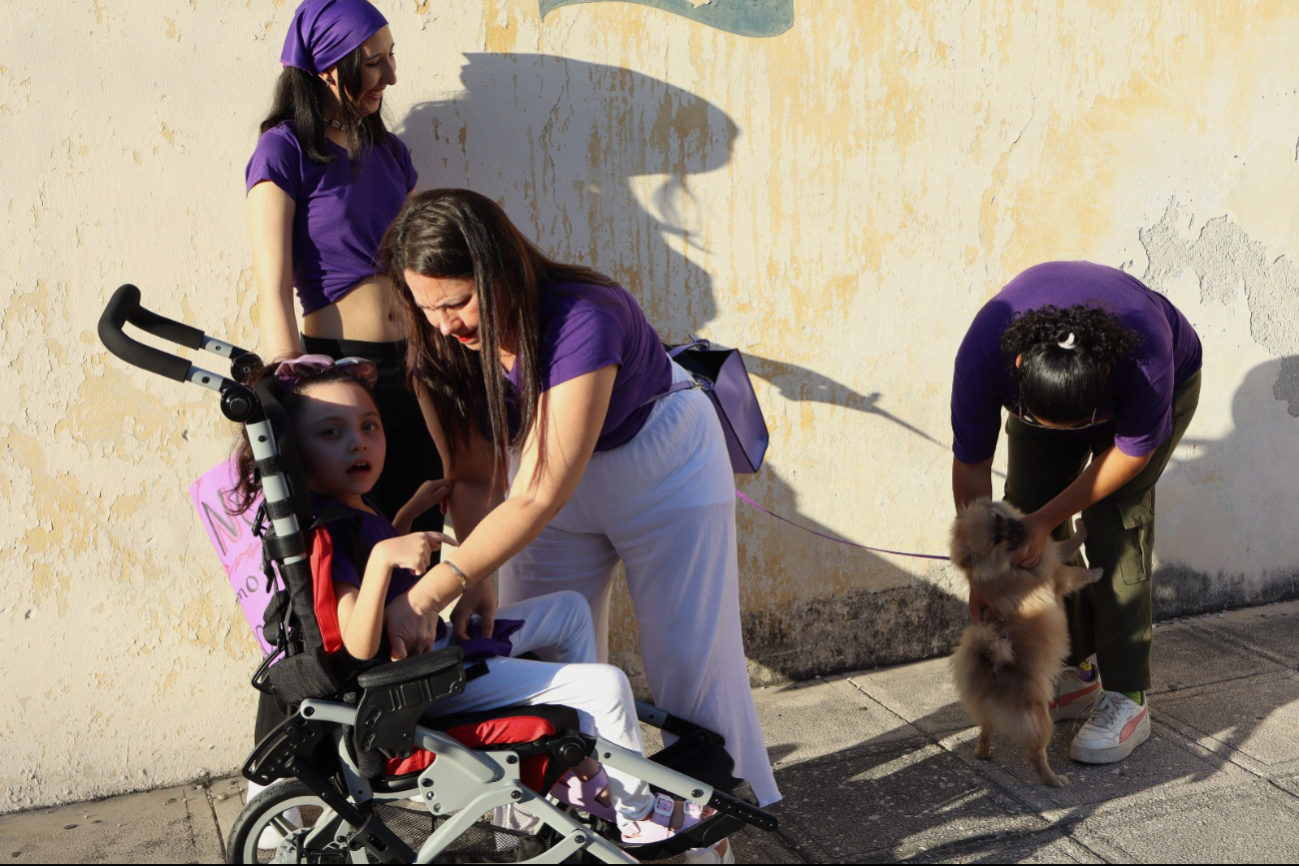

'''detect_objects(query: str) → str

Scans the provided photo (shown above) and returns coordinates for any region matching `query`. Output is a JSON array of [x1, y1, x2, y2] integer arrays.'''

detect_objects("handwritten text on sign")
[[188, 459, 274, 655]]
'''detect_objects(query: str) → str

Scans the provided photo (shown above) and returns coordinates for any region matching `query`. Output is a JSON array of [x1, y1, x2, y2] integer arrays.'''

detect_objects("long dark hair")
[[381, 189, 617, 477], [1001, 304, 1142, 425], [258, 49, 393, 164], [228, 359, 379, 516]]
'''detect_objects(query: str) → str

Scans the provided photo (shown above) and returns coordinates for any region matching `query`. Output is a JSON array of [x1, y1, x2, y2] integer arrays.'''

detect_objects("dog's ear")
[[949, 521, 974, 571]]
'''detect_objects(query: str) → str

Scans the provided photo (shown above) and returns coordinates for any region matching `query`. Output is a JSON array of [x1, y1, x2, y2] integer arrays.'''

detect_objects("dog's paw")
[[1087, 567, 1104, 583], [1048, 772, 1070, 788]]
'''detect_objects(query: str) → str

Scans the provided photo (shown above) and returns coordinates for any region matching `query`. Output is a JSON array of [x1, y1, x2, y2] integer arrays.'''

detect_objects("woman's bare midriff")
[[302, 276, 405, 344]]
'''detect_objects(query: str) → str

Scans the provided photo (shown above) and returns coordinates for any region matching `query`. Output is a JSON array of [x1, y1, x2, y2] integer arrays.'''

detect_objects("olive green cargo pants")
[[1002, 370, 1201, 694]]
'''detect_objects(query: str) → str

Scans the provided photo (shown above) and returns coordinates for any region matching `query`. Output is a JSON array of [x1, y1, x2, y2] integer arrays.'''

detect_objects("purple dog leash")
[[735, 490, 950, 562]]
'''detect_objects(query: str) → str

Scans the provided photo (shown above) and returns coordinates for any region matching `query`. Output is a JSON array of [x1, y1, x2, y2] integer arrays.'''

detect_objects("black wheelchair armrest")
[[354, 647, 467, 757]]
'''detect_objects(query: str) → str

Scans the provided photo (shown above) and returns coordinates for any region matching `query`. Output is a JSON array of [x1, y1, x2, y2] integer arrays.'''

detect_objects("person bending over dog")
[[950, 261, 1201, 764]]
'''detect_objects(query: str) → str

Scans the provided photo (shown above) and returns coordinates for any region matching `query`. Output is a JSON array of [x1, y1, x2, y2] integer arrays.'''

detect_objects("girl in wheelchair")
[[231, 353, 711, 845]]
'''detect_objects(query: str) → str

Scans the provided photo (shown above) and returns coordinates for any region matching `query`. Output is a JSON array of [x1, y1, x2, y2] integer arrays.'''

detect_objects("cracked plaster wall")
[[3, 0, 1298, 811]]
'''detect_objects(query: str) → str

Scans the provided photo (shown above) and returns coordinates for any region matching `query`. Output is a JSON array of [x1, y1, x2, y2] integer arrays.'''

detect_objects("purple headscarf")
[[281, 0, 389, 76]]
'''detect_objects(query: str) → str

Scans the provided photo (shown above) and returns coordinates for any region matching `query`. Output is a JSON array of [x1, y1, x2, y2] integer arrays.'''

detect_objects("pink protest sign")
[[189, 459, 274, 655]]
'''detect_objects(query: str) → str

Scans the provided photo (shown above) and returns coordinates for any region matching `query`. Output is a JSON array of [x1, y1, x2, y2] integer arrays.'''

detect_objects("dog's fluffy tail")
[[965, 621, 1014, 670]]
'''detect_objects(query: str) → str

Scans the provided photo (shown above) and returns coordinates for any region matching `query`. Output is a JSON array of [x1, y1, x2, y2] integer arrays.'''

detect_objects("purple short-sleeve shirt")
[[314, 495, 523, 660], [245, 123, 417, 315], [314, 495, 420, 601], [951, 261, 1202, 463], [505, 282, 673, 451]]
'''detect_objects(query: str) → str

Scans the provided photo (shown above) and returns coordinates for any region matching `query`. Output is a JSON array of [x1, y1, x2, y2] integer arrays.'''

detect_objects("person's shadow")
[[396, 54, 967, 687], [398, 53, 731, 334], [1153, 358, 1299, 613]]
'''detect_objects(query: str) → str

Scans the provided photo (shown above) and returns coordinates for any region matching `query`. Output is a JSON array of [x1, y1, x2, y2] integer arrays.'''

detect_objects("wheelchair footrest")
[[706, 788, 778, 832]]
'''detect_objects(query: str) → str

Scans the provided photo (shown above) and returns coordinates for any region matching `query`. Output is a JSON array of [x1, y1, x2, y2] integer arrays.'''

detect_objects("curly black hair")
[[1000, 304, 1141, 426]]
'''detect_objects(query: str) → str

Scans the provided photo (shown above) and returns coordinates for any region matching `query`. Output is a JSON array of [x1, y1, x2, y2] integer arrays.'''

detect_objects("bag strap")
[[667, 337, 710, 357], [638, 338, 712, 409]]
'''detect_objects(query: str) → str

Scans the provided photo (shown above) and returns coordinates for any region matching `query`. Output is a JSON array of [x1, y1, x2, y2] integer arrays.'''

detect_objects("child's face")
[[292, 379, 386, 506]]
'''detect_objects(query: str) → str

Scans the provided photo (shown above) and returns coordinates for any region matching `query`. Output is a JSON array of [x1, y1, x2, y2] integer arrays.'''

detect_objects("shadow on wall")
[[745, 353, 950, 450], [397, 53, 732, 334], [1154, 358, 1299, 615], [396, 55, 971, 685]]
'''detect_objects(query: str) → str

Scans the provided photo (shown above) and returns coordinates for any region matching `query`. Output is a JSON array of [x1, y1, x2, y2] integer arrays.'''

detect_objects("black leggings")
[[301, 335, 445, 534]]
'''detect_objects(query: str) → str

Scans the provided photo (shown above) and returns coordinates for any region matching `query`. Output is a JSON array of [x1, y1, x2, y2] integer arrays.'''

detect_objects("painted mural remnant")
[[189, 459, 273, 654], [539, 0, 793, 37]]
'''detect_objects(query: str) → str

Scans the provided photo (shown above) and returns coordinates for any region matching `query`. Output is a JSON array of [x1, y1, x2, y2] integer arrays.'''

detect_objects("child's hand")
[[393, 479, 454, 532], [409, 479, 453, 516], [375, 531, 457, 576]]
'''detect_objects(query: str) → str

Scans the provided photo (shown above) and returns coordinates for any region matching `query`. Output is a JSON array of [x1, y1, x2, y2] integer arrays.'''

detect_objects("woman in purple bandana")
[[951, 261, 1202, 767], [245, 0, 443, 536]]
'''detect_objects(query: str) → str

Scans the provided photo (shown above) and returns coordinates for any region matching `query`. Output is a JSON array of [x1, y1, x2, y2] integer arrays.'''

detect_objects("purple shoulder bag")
[[645, 339, 769, 473]]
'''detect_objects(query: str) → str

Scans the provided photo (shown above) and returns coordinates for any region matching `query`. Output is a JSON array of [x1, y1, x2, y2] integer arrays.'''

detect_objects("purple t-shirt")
[[951, 261, 1202, 463], [314, 495, 419, 601], [314, 495, 523, 660], [245, 123, 417, 315], [506, 282, 674, 452]]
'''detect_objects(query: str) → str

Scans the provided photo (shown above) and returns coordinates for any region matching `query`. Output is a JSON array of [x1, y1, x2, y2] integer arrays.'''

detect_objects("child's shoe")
[[619, 794, 705, 844]]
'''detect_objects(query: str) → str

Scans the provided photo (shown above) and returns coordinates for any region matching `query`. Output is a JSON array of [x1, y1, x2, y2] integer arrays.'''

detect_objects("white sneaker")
[[1049, 663, 1102, 721], [1069, 690, 1150, 764]]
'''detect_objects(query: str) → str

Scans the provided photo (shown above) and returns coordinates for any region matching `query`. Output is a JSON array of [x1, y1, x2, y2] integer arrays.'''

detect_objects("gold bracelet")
[[445, 561, 469, 593]]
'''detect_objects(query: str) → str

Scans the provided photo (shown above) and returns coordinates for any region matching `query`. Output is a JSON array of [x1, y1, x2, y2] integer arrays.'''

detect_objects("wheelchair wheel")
[[226, 779, 358, 864]]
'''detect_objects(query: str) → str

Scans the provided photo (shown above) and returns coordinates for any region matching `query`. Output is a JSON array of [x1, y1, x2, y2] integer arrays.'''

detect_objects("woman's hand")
[[392, 479, 454, 533], [383, 590, 442, 661], [1009, 511, 1053, 569], [450, 578, 498, 641], [968, 584, 1006, 623]]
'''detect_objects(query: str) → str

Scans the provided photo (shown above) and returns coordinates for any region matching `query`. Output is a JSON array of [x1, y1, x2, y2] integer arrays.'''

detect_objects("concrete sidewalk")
[[6, 600, 1299, 863]]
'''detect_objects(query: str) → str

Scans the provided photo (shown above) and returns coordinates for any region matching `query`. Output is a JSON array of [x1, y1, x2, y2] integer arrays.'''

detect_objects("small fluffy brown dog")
[[948, 497, 1102, 786]]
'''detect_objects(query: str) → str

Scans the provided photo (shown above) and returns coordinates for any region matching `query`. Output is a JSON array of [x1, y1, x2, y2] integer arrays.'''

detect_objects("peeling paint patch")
[[1141, 198, 1299, 408]]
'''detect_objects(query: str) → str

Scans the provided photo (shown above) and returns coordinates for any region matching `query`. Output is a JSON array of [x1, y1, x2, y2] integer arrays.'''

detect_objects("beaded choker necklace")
[[327, 117, 355, 132]]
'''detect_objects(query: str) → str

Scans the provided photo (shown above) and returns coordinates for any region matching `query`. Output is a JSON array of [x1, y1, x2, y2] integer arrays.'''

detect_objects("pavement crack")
[[203, 775, 225, 856]]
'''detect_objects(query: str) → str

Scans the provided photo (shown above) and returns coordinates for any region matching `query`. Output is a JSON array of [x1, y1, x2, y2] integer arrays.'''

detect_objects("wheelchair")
[[99, 285, 777, 864]]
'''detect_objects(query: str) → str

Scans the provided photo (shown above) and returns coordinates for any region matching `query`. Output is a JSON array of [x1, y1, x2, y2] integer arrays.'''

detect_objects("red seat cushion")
[[384, 713, 561, 792]]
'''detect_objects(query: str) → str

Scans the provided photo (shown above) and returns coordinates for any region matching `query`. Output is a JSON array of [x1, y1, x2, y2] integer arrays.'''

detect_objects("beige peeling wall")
[[3, 0, 1297, 810]]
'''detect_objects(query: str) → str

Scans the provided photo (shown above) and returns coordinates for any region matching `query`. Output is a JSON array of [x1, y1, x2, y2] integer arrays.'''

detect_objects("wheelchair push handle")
[[99, 284, 256, 388], [98, 284, 194, 382]]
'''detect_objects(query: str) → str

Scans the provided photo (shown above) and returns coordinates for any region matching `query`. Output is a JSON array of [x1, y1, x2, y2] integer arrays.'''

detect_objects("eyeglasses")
[[274, 355, 379, 390], [1017, 397, 1107, 430]]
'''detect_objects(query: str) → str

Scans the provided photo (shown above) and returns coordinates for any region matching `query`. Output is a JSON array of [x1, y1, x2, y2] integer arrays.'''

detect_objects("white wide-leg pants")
[[432, 591, 652, 820], [500, 363, 781, 806]]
